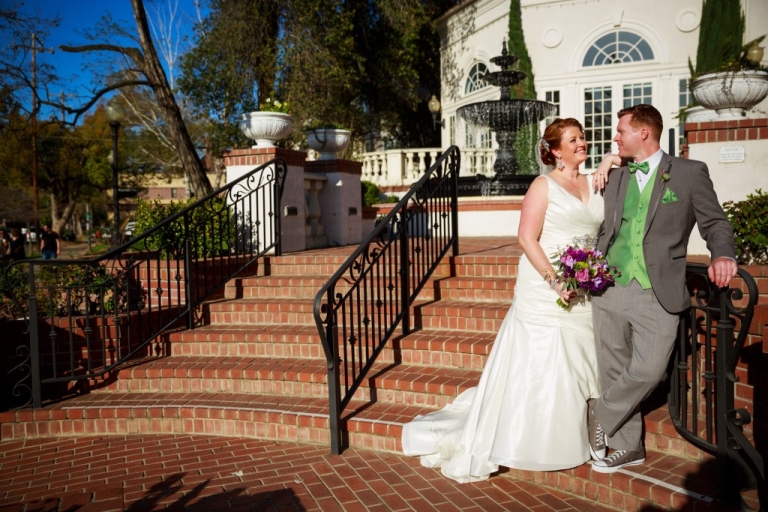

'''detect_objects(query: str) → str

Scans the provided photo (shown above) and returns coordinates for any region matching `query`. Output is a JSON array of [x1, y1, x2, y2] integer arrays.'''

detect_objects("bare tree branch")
[[60, 43, 145, 66], [36, 79, 151, 124]]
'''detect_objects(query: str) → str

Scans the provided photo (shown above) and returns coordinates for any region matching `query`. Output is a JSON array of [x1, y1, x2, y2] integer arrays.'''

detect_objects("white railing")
[[360, 147, 495, 188]]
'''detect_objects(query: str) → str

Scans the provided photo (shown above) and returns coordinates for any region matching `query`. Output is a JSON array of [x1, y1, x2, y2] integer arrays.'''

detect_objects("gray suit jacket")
[[597, 152, 736, 313]]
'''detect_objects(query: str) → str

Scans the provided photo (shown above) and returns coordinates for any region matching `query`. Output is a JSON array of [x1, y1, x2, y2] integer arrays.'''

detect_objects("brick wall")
[[682, 118, 768, 158]]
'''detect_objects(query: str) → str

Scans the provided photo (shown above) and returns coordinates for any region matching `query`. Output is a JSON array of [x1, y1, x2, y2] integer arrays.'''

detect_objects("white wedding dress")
[[401, 174, 605, 483]]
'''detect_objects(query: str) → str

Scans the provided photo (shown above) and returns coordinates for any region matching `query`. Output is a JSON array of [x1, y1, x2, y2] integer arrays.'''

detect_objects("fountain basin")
[[457, 99, 557, 131]]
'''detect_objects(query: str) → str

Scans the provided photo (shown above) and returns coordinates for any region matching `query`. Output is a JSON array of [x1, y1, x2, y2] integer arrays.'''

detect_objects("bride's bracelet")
[[542, 268, 557, 289]]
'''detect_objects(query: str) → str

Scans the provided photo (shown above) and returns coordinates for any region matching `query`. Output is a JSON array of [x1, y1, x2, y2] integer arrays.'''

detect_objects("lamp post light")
[[428, 95, 444, 131], [105, 98, 125, 248], [747, 40, 765, 64]]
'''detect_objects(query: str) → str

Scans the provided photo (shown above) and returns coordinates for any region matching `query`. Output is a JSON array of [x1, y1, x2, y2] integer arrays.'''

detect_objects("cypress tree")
[[507, 0, 538, 175], [507, 0, 535, 99], [694, 0, 745, 76]]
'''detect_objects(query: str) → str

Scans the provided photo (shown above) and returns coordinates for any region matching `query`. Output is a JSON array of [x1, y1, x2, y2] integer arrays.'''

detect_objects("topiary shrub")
[[361, 180, 382, 207], [723, 189, 768, 265]]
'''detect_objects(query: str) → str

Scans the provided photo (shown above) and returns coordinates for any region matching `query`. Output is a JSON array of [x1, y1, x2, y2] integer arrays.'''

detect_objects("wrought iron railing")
[[314, 146, 460, 454], [2, 158, 286, 410], [669, 263, 765, 509]]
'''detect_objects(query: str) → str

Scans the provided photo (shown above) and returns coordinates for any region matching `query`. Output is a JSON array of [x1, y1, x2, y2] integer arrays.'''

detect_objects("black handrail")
[[314, 146, 461, 454], [2, 158, 286, 410], [668, 263, 765, 509]]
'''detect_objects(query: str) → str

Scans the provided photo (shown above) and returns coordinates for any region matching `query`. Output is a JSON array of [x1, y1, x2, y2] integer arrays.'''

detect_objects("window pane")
[[619, 31, 640, 44], [465, 62, 489, 93], [584, 86, 613, 169], [583, 31, 654, 67]]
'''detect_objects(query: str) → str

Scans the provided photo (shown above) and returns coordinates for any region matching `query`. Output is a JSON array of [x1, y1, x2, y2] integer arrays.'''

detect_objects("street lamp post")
[[428, 95, 444, 147], [105, 98, 125, 248]]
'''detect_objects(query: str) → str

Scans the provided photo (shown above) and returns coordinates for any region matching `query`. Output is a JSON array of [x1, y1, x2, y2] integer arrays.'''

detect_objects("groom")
[[589, 103, 737, 473]]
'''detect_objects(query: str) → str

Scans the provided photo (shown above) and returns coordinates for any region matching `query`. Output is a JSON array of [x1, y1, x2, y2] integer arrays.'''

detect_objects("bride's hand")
[[553, 281, 577, 304], [592, 154, 622, 191]]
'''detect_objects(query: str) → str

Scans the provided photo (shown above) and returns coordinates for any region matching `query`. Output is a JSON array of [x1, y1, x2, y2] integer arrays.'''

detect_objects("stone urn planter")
[[239, 112, 293, 148], [691, 70, 768, 120], [305, 128, 351, 160], [683, 105, 718, 123]]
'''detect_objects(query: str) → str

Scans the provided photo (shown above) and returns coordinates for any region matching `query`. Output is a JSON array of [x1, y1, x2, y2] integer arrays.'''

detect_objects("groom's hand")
[[708, 257, 738, 288]]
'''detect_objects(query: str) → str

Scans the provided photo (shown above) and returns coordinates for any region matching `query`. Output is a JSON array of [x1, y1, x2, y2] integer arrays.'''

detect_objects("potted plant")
[[305, 122, 352, 160], [688, 0, 767, 120], [239, 96, 293, 148]]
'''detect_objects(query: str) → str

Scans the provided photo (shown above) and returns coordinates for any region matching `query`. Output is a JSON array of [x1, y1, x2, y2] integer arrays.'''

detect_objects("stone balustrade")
[[360, 147, 495, 188]]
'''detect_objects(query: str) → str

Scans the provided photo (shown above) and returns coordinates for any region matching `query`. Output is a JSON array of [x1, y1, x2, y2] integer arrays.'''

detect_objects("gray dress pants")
[[591, 280, 680, 451]]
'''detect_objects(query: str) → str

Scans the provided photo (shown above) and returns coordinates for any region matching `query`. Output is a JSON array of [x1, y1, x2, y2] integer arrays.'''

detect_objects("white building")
[[435, 0, 768, 168]]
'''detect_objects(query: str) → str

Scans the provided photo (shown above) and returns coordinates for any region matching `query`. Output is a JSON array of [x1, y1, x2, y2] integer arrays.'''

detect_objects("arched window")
[[582, 31, 654, 67], [465, 62, 489, 94]]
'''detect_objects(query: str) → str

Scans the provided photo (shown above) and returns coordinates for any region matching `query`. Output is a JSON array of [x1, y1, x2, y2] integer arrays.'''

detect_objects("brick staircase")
[[0, 238, 757, 511]]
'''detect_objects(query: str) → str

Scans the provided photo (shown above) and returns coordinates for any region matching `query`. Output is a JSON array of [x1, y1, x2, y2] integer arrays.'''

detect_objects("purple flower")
[[551, 242, 619, 309]]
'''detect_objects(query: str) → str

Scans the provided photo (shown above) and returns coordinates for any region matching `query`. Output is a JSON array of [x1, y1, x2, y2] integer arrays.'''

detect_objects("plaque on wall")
[[719, 146, 745, 163]]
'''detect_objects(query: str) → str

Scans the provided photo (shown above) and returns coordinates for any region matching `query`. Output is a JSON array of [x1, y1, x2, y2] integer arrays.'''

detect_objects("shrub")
[[0, 260, 29, 320], [132, 197, 235, 259], [361, 180, 382, 207], [36, 264, 132, 317], [723, 189, 768, 265], [60, 228, 76, 242]]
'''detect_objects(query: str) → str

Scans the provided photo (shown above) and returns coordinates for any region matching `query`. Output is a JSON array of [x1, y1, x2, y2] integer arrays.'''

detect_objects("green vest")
[[607, 171, 656, 288]]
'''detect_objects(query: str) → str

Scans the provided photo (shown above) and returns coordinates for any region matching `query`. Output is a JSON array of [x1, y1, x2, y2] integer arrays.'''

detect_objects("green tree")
[[692, 0, 745, 77], [507, 0, 539, 175], [177, 0, 280, 159], [178, 0, 456, 151]]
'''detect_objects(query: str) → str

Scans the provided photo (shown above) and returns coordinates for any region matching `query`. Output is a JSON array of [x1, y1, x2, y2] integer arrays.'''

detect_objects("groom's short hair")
[[617, 104, 662, 142]]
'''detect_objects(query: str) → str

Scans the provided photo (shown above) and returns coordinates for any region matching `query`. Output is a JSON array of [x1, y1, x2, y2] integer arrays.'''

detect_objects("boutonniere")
[[659, 169, 670, 184]]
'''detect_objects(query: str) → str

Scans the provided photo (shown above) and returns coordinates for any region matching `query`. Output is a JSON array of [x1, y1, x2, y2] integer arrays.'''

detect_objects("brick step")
[[165, 324, 324, 357], [204, 296, 495, 329], [414, 299, 511, 332], [204, 298, 317, 326], [253, 253, 521, 279], [429, 276, 516, 302], [0, 393, 736, 511], [166, 325, 495, 370], [256, 255, 452, 279], [389, 330, 496, 370], [224, 274, 518, 303], [87, 357, 479, 408], [452, 255, 521, 278]]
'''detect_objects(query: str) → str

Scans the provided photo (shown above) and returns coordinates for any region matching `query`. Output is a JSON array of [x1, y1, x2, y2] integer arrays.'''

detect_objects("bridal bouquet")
[[552, 241, 620, 309]]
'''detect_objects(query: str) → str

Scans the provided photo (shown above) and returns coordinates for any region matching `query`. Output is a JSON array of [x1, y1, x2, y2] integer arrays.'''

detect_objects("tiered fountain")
[[457, 40, 557, 196]]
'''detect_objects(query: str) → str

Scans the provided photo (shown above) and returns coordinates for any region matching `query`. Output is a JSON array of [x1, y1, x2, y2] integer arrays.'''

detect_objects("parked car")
[[123, 221, 136, 238], [21, 227, 36, 242]]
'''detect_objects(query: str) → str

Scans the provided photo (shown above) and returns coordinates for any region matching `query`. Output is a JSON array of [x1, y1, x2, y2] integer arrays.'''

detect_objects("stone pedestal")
[[223, 147, 307, 254], [305, 159, 363, 247]]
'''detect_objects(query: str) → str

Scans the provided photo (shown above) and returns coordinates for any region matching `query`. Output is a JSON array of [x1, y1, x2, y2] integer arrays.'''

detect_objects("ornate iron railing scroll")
[[1, 158, 286, 410], [668, 263, 764, 509], [314, 146, 460, 454]]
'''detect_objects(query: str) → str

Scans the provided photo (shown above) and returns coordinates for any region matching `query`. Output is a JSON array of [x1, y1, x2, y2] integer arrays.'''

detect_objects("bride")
[[401, 118, 615, 482]]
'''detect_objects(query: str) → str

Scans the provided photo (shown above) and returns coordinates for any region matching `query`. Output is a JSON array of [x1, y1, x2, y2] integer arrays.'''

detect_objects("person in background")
[[40, 224, 61, 259], [0, 230, 9, 262], [9, 228, 26, 261]]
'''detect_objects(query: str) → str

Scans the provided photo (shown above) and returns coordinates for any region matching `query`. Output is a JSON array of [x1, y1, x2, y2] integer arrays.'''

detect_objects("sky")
[[14, 0, 206, 121]]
